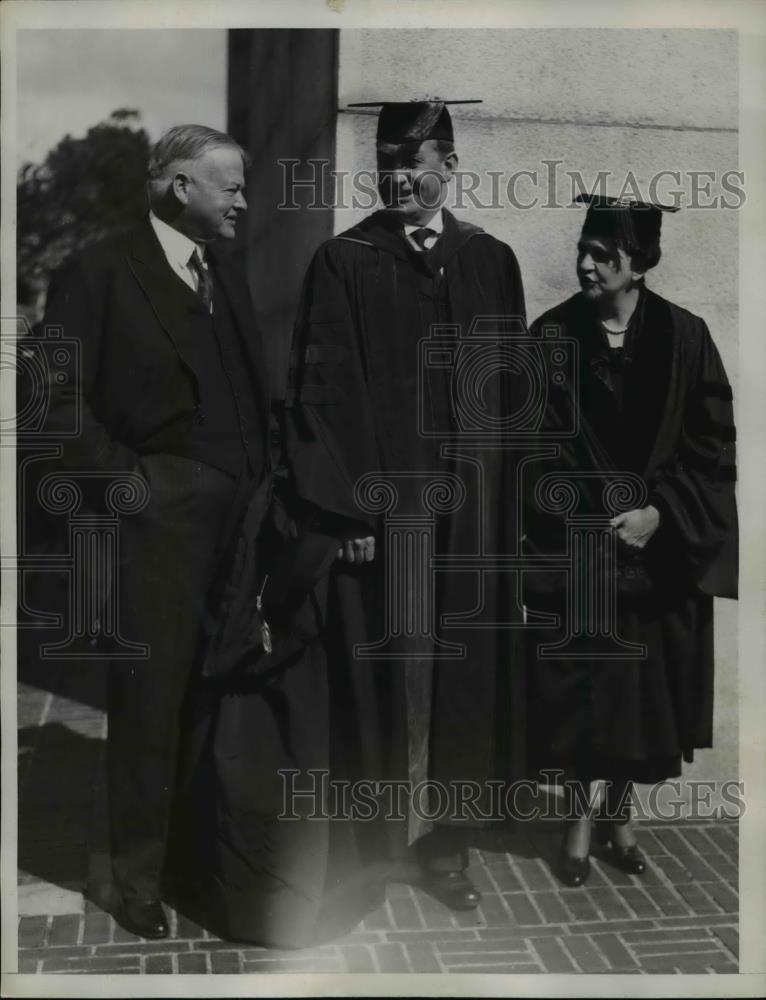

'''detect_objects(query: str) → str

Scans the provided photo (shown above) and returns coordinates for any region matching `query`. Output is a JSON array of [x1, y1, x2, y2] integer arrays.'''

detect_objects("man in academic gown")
[[284, 99, 529, 909], [523, 195, 737, 886]]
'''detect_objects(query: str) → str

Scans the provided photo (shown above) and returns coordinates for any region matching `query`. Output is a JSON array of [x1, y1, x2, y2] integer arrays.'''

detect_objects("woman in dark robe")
[[524, 194, 737, 887]]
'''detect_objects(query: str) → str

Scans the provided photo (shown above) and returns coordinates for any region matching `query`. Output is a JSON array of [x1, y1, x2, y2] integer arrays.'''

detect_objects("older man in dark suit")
[[41, 125, 271, 938]]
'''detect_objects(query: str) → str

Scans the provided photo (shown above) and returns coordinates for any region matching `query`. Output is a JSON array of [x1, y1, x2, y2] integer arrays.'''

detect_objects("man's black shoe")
[[422, 869, 482, 911], [117, 898, 169, 939]]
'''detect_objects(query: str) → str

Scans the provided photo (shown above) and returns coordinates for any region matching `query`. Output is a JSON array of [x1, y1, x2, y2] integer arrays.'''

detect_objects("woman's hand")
[[610, 505, 661, 550], [337, 537, 375, 564]]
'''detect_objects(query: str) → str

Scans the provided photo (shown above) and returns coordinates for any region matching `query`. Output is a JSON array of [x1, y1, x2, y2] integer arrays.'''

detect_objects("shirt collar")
[[403, 208, 444, 237], [149, 211, 206, 267]]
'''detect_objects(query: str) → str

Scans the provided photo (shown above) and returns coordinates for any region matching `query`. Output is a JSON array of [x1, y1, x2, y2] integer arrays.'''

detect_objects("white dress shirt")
[[149, 211, 208, 293], [403, 208, 444, 253]]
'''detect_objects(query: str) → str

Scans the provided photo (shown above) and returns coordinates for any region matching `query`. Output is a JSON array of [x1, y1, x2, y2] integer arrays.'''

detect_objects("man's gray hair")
[[147, 124, 249, 202]]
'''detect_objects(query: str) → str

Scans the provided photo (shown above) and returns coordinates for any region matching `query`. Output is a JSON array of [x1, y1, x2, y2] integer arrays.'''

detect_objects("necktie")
[[188, 249, 213, 313], [410, 227, 438, 252]]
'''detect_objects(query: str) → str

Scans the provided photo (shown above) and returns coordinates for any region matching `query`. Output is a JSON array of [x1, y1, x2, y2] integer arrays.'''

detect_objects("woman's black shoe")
[[556, 845, 591, 887], [556, 819, 592, 887], [595, 821, 646, 875]]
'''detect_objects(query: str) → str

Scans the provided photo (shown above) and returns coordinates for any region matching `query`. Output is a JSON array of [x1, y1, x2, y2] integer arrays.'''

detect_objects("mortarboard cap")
[[575, 193, 679, 267], [347, 98, 482, 145]]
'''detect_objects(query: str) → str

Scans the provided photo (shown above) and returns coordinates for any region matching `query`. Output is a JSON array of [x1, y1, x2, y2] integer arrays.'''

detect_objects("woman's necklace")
[[599, 317, 631, 335], [599, 312, 634, 349]]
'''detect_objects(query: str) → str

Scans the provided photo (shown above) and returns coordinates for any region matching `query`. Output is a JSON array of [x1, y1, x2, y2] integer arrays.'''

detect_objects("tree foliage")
[[17, 110, 151, 314]]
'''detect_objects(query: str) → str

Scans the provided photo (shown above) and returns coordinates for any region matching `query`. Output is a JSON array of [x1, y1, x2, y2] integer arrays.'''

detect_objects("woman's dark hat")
[[347, 98, 482, 145], [575, 193, 679, 260]]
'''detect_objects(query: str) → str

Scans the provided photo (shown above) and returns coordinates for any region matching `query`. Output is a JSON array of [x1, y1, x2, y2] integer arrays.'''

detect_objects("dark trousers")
[[415, 826, 469, 873], [107, 454, 243, 900]]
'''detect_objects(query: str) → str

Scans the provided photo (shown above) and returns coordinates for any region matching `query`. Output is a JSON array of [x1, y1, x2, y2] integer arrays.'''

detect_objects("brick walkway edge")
[[15, 678, 739, 976]]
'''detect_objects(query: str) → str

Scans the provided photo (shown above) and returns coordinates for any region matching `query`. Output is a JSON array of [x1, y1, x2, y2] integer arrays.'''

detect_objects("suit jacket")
[[40, 218, 271, 495]]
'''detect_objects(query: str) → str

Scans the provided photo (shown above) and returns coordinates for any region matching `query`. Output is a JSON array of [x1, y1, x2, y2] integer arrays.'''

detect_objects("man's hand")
[[610, 505, 661, 550], [337, 537, 375, 564]]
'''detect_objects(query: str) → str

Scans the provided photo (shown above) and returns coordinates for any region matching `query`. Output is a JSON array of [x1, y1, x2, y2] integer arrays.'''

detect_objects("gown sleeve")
[[504, 242, 527, 325], [648, 320, 738, 598], [520, 312, 583, 595], [284, 241, 379, 535]]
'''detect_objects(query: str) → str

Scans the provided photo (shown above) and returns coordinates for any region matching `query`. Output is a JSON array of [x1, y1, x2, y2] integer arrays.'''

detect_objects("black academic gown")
[[178, 210, 530, 947], [524, 287, 737, 782], [285, 209, 529, 842]]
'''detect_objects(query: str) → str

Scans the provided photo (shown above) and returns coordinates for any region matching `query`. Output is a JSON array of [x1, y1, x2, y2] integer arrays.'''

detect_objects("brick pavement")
[[14, 674, 739, 976]]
